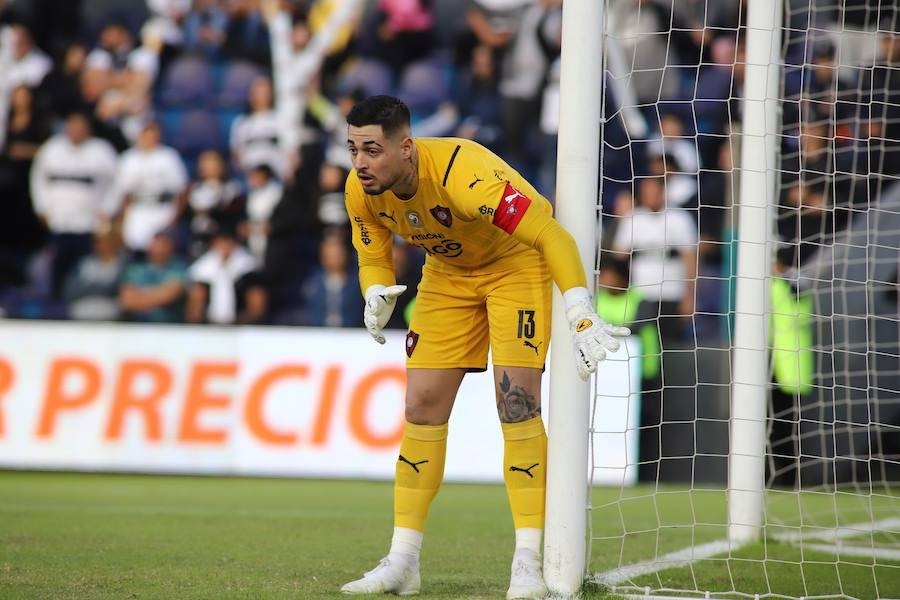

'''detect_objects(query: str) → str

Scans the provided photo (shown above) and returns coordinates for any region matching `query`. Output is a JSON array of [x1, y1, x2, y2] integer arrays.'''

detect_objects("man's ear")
[[401, 135, 413, 159]]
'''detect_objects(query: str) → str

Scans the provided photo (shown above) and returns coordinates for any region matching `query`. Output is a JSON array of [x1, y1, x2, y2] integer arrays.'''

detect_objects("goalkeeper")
[[340, 96, 628, 599]]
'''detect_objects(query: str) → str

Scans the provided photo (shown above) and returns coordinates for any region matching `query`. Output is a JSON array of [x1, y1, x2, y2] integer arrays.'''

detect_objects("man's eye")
[[368, 150, 378, 156]]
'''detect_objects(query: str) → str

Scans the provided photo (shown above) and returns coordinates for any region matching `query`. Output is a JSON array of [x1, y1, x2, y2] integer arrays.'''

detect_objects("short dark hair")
[[346, 95, 411, 138]]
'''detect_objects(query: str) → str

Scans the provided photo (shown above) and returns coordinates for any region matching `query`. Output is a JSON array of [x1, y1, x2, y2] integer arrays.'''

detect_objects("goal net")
[[587, 0, 900, 598]]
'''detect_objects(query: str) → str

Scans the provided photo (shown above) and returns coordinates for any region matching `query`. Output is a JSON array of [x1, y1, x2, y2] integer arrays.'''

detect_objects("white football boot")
[[341, 554, 421, 596], [506, 549, 548, 599]]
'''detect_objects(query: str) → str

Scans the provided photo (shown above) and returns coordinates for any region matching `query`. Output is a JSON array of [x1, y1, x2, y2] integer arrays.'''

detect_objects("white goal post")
[[543, 0, 604, 593], [546, 0, 900, 598]]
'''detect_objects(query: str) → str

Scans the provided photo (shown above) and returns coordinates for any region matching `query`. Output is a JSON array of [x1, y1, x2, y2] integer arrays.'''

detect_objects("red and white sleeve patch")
[[492, 183, 532, 234]]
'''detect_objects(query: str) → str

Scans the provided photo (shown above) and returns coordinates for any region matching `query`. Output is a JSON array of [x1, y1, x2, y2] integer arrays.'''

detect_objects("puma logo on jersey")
[[576, 319, 593, 333], [378, 211, 397, 223], [468, 174, 484, 189], [398, 455, 429, 473], [509, 463, 540, 478], [492, 183, 532, 234], [504, 188, 525, 204], [523, 340, 542, 355]]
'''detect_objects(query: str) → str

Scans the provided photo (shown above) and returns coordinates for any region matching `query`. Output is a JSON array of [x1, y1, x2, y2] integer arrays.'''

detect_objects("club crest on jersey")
[[405, 330, 420, 357], [405, 211, 424, 228], [429, 205, 453, 228]]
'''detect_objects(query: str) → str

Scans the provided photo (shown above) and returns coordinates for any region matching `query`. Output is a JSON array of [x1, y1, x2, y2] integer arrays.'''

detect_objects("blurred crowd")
[[0, 0, 897, 340]]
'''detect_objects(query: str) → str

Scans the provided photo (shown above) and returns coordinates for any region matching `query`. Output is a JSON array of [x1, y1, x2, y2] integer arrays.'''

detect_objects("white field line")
[[771, 517, 900, 543], [803, 542, 900, 561], [594, 518, 900, 588], [594, 539, 739, 586]]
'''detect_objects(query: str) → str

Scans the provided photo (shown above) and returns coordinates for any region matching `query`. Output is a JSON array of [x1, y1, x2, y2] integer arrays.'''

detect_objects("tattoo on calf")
[[497, 371, 540, 423]]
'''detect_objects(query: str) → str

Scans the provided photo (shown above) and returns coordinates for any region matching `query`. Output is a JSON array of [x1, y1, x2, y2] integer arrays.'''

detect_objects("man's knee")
[[404, 388, 452, 425], [495, 368, 542, 423]]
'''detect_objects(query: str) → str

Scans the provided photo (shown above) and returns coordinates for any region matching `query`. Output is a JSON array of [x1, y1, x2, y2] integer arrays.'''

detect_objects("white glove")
[[564, 287, 632, 381], [363, 284, 407, 344]]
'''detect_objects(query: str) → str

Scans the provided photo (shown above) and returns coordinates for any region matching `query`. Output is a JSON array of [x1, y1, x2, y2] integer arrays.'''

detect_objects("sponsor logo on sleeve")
[[491, 183, 532, 234], [353, 216, 372, 245]]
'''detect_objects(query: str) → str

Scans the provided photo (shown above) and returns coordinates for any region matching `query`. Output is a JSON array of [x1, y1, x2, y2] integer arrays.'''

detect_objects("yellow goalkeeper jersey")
[[345, 137, 587, 294]]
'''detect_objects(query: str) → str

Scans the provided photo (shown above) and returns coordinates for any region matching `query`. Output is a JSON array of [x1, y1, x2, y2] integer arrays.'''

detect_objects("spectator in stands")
[[187, 149, 244, 258], [861, 31, 900, 178], [112, 121, 189, 253], [300, 229, 361, 327], [498, 0, 562, 179], [601, 188, 634, 251], [86, 21, 134, 77], [695, 36, 739, 139], [308, 85, 364, 172], [612, 174, 698, 347], [646, 142, 698, 211], [307, 2, 364, 91], [457, 0, 527, 67], [36, 42, 87, 121], [64, 226, 127, 321], [183, 0, 229, 59], [241, 163, 283, 262], [146, 0, 191, 47], [0, 85, 50, 287], [775, 180, 832, 275], [374, 0, 436, 76], [653, 114, 700, 173], [316, 161, 348, 227], [76, 53, 129, 152], [453, 43, 503, 150], [7, 23, 52, 89], [29, 112, 118, 299], [222, 0, 271, 67], [264, 0, 362, 174], [186, 221, 265, 324], [119, 228, 188, 322], [229, 75, 285, 178], [94, 21, 165, 143]]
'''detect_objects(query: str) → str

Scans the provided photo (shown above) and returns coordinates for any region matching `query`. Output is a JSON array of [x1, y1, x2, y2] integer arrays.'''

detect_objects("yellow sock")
[[394, 421, 448, 532], [502, 416, 547, 530]]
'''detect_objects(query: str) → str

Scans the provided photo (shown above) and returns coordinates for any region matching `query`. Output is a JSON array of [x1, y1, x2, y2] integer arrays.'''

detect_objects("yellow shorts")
[[405, 261, 551, 370]]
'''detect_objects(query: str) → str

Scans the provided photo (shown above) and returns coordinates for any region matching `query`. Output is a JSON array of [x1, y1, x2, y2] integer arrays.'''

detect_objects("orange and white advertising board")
[[0, 321, 638, 484]]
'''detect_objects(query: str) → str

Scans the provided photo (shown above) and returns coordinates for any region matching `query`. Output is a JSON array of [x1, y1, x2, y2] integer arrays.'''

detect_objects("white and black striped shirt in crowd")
[[29, 135, 118, 234]]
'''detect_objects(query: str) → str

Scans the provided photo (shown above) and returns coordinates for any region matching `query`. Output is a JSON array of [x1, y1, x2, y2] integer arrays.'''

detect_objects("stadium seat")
[[218, 60, 264, 108], [169, 109, 222, 158], [216, 109, 242, 148], [338, 59, 394, 98], [398, 59, 448, 114], [158, 56, 215, 107]]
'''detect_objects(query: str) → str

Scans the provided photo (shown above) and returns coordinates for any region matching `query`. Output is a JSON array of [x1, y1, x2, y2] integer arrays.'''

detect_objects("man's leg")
[[494, 365, 548, 600], [341, 368, 465, 595]]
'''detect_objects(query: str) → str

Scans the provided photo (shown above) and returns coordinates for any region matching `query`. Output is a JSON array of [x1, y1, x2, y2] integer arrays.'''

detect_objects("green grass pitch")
[[1, 471, 897, 599]]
